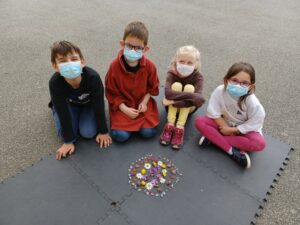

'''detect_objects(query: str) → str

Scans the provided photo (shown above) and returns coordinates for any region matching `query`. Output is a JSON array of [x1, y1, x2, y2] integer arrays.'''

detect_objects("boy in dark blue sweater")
[[49, 40, 111, 160]]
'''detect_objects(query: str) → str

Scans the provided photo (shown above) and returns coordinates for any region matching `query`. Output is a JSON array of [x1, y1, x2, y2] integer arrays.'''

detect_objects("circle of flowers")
[[128, 155, 182, 197]]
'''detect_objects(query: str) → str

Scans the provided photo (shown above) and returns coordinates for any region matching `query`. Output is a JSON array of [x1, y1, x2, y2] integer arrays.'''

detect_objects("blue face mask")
[[123, 48, 143, 62], [58, 61, 82, 79], [226, 83, 249, 97]]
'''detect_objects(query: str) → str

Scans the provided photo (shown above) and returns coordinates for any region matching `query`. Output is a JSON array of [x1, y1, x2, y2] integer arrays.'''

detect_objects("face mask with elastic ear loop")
[[123, 48, 143, 62], [176, 63, 195, 77], [58, 61, 82, 79], [226, 83, 249, 97]]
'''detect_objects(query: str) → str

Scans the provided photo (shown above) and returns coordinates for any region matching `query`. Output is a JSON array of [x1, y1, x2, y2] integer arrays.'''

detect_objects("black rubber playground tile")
[[0, 156, 109, 225]]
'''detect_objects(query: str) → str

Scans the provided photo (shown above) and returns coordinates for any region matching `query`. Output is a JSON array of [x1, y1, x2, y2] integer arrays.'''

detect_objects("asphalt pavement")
[[0, 0, 299, 224]]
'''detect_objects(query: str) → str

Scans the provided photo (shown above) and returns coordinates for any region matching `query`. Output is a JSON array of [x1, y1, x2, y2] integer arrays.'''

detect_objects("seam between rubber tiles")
[[183, 148, 263, 225], [182, 134, 295, 202], [183, 147, 295, 225], [67, 157, 113, 203], [67, 156, 135, 207], [96, 205, 136, 225], [250, 147, 296, 225], [182, 148, 262, 202]]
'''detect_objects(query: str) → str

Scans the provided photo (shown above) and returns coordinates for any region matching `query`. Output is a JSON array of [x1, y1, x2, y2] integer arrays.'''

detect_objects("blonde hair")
[[170, 45, 201, 72]]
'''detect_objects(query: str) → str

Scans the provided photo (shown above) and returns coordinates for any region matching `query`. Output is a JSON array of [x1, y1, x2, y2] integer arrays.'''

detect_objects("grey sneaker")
[[230, 148, 251, 169]]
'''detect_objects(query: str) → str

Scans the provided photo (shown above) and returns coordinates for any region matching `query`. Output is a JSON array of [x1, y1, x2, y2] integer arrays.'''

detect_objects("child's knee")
[[194, 116, 206, 131], [111, 130, 131, 142], [171, 82, 183, 92], [256, 138, 266, 151], [79, 128, 97, 139], [140, 128, 157, 138], [183, 84, 195, 93]]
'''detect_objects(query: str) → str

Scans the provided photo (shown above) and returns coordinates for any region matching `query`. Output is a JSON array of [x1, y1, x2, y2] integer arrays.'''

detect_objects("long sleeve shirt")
[[105, 50, 160, 131], [165, 69, 205, 108], [49, 66, 108, 142], [207, 85, 265, 134]]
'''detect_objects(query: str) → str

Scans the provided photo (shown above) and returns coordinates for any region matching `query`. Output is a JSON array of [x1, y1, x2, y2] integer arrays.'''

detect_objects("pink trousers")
[[194, 116, 266, 152]]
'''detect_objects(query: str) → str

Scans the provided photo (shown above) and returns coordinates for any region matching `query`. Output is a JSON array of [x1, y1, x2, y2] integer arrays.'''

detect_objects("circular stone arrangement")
[[128, 155, 182, 197]]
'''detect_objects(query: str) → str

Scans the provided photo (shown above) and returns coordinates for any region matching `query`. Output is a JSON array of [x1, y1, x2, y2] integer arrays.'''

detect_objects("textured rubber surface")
[[0, 108, 292, 225]]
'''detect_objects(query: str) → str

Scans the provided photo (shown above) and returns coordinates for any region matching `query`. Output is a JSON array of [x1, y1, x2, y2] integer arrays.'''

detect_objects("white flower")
[[145, 182, 153, 190], [136, 173, 142, 179], [160, 177, 166, 183], [158, 161, 163, 166], [162, 169, 167, 174], [144, 163, 151, 170]]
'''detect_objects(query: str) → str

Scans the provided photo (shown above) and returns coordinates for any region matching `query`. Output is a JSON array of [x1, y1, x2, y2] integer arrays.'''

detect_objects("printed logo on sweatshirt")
[[78, 93, 90, 100]]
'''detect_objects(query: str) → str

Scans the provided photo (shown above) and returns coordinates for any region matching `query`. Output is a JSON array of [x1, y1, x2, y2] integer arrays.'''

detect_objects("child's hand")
[[219, 126, 238, 136], [56, 143, 75, 160], [138, 102, 147, 113], [120, 104, 139, 119], [96, 134, 112, 149], [162, 98, 175, 106]]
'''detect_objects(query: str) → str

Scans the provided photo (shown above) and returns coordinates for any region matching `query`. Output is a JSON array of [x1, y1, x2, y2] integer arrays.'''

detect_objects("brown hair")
[[224, 62, 256, 110], [51, 40, 84, 64], [123, 21, 149, 46]]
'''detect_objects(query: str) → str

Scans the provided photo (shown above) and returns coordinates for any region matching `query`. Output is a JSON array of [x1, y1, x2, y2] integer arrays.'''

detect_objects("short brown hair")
[[51, 40, 84, 64], [123, 21, 149, 46]]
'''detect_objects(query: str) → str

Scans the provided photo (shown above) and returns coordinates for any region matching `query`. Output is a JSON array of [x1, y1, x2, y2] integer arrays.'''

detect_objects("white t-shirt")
[[207, 85, 265, 134]]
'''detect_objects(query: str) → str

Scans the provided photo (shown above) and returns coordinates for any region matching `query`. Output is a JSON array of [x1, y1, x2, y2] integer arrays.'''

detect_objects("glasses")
[[229, 78, 251, 88], [124, 43, 144, 51]]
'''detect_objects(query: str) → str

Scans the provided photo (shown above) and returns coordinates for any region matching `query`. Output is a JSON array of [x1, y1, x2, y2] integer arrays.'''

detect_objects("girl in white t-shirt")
[[195, 62, 266, 169]]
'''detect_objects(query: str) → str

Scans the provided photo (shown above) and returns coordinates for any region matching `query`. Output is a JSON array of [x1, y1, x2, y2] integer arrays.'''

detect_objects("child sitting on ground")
[[105, 21, 160, 142], [49, 40, 111, 160], [195, 62, 266, 169], [160, 45, 205, 150]]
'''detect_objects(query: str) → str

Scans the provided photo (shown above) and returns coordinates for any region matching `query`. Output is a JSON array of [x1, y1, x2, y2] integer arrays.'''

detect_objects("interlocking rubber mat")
[[0, 105, 293, 225]]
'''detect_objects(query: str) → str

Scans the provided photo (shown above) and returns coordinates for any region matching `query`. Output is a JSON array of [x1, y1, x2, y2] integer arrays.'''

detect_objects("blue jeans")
[[111, 127, 157, 142], [52, 104, 97, 143]]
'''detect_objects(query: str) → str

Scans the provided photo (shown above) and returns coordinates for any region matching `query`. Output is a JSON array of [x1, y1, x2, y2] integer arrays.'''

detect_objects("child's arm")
[[138, 93, 151, 112], [49, 77, 77, 159], [236, 97, 265, 134], [207, 85, 238, 136], [164, 72, 205, 108], [138, 62, 159, 112], [212, 118, 238, 136], [105, 65, 128, 112], [162, 98, 175, 106], [119, 103, 139, 119], [91, 72, 112, 148]]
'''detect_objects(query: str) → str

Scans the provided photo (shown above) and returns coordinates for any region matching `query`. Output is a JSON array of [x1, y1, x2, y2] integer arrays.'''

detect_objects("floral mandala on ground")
[[128, 155, 182, 197]]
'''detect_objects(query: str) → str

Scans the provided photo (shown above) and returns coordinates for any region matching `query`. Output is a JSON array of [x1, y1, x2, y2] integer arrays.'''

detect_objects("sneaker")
[[159, 124, 175, 146], [198, 136, 211, 146], [229, 148, 251, 169], [171, 127, 184, 150]]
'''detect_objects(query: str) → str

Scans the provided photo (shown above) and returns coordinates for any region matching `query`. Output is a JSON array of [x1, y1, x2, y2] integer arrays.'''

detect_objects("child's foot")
[[229, 147, 251, 169], [171, 127, 184, 150], [198, 136, 211, 146], [159, 123, 175, 146]]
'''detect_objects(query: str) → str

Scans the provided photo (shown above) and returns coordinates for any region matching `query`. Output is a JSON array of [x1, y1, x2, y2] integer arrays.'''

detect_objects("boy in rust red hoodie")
[[160, 46, 205, 150], [105, 21, 160, 142]]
